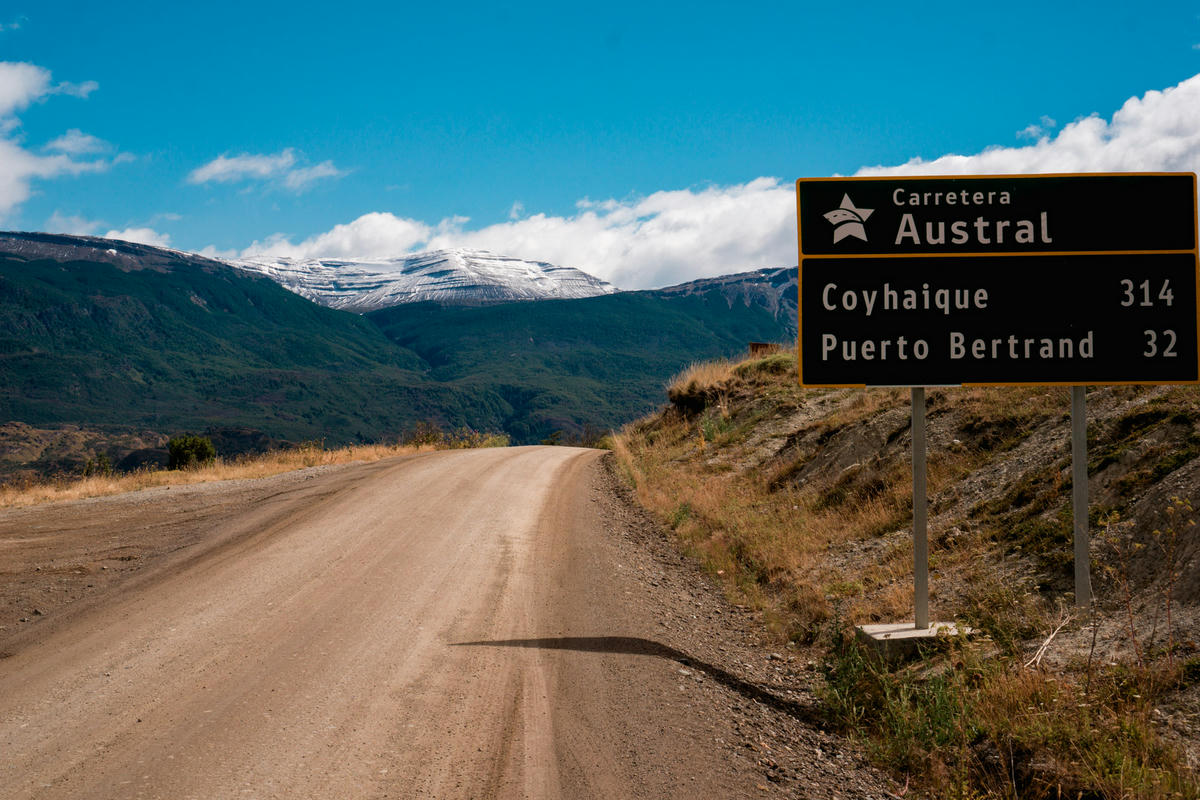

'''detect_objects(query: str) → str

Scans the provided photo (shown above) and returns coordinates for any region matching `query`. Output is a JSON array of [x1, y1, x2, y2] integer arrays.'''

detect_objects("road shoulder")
[[572, 453, 899, 798]]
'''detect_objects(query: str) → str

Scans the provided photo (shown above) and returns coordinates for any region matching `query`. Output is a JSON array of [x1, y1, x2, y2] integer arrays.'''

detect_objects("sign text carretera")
[[795, 174, 1200, 387]]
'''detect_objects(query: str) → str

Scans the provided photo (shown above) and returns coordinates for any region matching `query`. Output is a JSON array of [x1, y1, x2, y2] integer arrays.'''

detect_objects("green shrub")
[[403, 420, 445, 447], [732, 351, 794, 379], [167, 435, 217, 470], [82, 453, 113, 477], [402, 421, 509, 449]]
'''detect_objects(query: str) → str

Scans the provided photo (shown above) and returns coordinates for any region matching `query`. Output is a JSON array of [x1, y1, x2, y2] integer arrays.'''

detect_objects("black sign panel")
[[796, 173, 1200, 387]]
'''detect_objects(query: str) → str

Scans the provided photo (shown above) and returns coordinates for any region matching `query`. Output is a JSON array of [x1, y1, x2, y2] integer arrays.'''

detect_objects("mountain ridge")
[[0, 231, 233, 273], [5, 231, 797, 319], [233, 248, 617, 312]]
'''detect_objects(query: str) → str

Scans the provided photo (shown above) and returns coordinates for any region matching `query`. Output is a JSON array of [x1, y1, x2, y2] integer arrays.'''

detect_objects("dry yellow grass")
[[618, 352, 1200, 798], [613, 353, 1077, 640], [0, 442, 432, 510], [666, 359, 737, 395]]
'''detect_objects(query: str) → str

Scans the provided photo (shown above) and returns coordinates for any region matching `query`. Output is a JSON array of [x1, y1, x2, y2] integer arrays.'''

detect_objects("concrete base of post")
[[855, 622, 973, 664]]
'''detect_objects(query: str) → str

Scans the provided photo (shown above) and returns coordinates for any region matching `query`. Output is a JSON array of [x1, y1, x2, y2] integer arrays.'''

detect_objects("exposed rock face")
[[653, 267, 797, 336]]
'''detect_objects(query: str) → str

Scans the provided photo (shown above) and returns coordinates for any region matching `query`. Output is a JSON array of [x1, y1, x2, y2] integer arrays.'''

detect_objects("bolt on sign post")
[[795, 173, 1200, 623]]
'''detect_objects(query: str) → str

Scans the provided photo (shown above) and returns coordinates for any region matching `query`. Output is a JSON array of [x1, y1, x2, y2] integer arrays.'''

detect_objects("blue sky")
[[3, 1, 1200, 287]]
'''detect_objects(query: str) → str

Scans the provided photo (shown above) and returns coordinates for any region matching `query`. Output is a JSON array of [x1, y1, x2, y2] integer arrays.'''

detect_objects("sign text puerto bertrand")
[[795, 173, 1200, 387]]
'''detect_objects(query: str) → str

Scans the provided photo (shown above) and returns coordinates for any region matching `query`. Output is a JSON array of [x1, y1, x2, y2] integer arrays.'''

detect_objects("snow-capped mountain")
[[232, 249, 616, 312]]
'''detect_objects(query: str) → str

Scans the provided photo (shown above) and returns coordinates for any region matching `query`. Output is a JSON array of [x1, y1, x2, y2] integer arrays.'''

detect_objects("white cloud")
[[0, 62, 98, 116], [857, 73, 1200, 176], [0, 137, 108, 218], [44, 128, 109, 155], [282, 160, 346, 190], [237, 71, 1200, 290], [241, 212, 433, 260], [189, 148, 345, 192], [242, 179, 795, 289], [1017, 115, 1058, 140], [427, 178, 796, 289], [188, 149, 297, 184], [0, 62, 51, 117], [508, 201, 525, 220], [103, 227, 171, 247], [0, 61, 114, 220], [45, 210, 102, 234], [52, 80, 98, 99], [44, 211, 181, 246], [48, 210, 180, 244], [198, 244, 239, 260]]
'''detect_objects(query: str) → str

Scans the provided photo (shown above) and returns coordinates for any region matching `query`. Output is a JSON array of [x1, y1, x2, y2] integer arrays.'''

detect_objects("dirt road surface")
[[0, 446, 895, 799]]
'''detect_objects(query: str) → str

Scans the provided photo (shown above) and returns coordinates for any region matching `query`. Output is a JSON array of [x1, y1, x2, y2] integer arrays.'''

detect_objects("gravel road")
[[0, 446, 897, 799]]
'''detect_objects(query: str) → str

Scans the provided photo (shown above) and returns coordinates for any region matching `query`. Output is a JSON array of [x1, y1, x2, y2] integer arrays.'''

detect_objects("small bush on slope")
[[167, 435, 217, 470]]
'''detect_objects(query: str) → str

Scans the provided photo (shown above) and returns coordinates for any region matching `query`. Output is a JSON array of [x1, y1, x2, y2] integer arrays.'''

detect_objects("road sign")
[[796, 173, 1200, 387]]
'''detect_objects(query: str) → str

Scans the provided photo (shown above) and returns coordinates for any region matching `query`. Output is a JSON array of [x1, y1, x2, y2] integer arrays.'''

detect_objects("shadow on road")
[[451, 635, 822, 726]]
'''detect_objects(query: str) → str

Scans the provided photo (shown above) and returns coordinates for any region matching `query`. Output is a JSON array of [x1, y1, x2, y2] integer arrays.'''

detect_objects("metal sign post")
[[912, 387, 929, 629], [1072, 386, 1092, 608]]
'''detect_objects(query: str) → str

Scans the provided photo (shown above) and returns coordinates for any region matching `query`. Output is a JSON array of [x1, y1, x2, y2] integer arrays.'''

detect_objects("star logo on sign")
[[823, 194, 873, 243]]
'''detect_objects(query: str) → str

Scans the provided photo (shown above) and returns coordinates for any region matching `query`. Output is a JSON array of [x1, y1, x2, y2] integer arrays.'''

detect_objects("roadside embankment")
[[614, 349, 1200, 798]]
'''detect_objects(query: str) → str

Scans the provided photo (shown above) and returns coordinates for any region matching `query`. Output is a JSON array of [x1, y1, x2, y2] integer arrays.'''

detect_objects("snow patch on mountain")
[[232, 249, 616, 312]]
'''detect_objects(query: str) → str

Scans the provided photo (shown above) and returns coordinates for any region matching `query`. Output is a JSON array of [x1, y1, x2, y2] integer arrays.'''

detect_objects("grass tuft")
[[819, 622, 1196, 800]]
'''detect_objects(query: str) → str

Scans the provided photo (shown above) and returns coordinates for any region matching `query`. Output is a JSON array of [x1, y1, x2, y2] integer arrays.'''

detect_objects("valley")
[[0, 232, 795, 477]]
